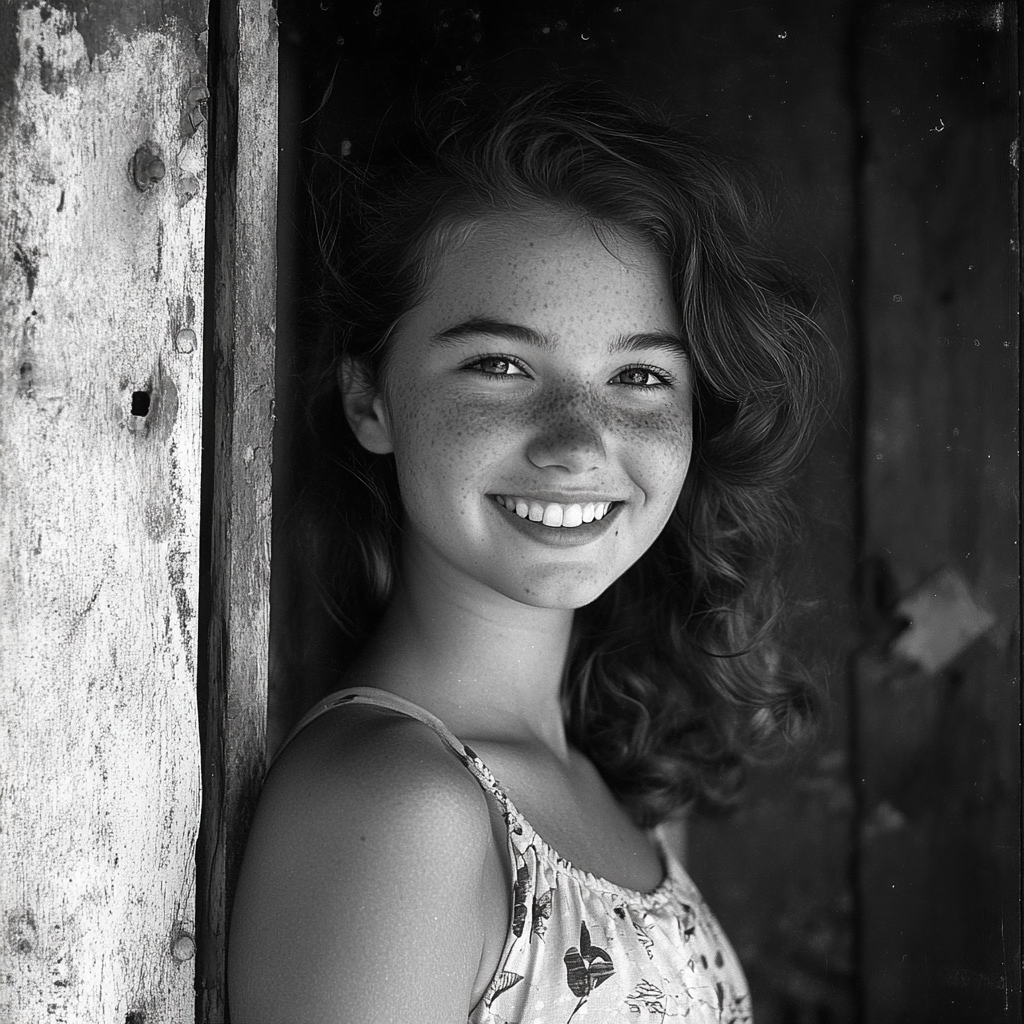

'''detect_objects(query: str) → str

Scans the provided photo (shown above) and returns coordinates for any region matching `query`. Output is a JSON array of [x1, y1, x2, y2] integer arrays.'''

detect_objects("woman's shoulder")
[[261, 699, 494, 840], [229, 700, 502, 1022]]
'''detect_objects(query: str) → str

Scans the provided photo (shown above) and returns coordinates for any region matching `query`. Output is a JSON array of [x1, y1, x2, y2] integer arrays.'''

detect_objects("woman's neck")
[[349, 539, 576, 758]]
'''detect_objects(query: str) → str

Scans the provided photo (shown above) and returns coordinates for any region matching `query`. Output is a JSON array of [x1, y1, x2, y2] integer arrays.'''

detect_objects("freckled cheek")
[[613, 406, 693, 503], [387, 391, 520, 498]]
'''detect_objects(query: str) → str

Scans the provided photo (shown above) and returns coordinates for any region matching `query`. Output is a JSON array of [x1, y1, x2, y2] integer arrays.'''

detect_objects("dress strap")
[[272, 686, 497, 794]]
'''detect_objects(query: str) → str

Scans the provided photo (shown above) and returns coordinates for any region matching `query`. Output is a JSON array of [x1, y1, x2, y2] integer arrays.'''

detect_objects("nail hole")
[[131, 390, 151, 417], [125, 1013, 146, 1024]]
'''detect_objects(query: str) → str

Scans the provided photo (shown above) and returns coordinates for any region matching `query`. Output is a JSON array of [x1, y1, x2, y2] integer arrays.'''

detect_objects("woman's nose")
[[525, 395, 607, 474]]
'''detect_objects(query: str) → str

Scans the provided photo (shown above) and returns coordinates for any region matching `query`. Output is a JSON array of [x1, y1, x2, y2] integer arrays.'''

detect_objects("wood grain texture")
[[196, 0, 277, 1020], [0, 3, 208, 1022], [855, 4, 1020, 1020]]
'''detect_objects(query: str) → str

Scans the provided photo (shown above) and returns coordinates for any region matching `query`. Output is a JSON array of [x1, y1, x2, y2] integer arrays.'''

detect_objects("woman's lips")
[[492, 494, 615, 528], [488, 494, 623, 547]]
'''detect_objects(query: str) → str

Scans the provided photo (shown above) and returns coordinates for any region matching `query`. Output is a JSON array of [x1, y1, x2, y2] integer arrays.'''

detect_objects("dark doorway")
[[269, 5, 1020, 1021]]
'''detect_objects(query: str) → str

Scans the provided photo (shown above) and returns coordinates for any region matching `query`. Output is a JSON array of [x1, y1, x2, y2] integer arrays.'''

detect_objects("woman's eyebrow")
[[611, 331, 690, 357], [432, 319, 687, 356], [431, 318, 548, 346]]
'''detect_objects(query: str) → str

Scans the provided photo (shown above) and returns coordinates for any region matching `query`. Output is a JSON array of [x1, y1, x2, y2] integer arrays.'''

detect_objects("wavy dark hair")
[[296, 83, 831, 826]]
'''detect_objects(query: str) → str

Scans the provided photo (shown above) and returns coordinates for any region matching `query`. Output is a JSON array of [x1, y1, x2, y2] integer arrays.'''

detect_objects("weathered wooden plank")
[[856, 3, 1020, 1020], [195, 0, 277, 1020], [0, 3, 208, 1022]]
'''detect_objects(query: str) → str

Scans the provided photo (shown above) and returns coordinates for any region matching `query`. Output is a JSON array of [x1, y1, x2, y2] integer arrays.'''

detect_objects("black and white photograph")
[[0, 2, 1019, 1023]]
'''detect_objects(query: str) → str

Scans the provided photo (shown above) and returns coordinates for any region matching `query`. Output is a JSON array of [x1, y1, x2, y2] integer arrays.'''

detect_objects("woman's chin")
[[489, 565, 617, 612]]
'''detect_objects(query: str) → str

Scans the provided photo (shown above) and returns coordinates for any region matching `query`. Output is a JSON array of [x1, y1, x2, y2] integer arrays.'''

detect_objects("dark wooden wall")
[[271, 3, 1020, 1021], [853, 6, 1020, 1022]]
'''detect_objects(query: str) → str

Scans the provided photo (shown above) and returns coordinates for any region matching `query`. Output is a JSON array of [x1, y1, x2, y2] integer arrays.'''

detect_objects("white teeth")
[[542, 504, 563, 527], [495, 495, 614, 528]]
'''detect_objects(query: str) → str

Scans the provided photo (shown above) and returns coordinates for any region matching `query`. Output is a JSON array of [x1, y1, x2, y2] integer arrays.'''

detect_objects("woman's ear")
[[339, 357, 394, 454]]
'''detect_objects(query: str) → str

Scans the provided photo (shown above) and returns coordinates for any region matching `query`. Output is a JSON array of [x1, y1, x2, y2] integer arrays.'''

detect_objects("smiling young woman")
[[228, 84, 830, 1024], [344, 212, 693, 611]]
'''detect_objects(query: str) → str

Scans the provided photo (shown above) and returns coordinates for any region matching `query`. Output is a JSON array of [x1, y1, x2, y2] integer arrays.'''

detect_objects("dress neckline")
[[500, 793, 683, 905]]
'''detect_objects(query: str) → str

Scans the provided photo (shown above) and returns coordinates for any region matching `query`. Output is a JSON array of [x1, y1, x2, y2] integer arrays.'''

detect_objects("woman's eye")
[[467, 356, 528, 377], [610, 366, 671, 388]]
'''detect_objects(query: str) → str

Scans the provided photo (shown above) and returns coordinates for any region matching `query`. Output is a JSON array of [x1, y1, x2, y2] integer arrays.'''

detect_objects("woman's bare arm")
[[228, 711, 499, 1024]]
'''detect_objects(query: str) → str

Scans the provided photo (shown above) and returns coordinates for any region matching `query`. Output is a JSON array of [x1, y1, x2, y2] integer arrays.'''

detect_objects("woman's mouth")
[[492, 494, 616, 528]]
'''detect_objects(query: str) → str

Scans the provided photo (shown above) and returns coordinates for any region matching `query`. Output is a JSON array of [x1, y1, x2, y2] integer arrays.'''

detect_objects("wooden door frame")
[[195, 0, 278, 1020]]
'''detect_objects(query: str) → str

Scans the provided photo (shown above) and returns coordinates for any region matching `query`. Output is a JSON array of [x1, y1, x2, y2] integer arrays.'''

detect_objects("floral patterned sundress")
[[281, 686, 753, 1024]]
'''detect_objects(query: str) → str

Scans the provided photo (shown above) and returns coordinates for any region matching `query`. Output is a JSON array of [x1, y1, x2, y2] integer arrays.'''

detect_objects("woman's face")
[[354, 210, 693, 610]]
